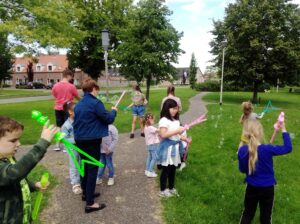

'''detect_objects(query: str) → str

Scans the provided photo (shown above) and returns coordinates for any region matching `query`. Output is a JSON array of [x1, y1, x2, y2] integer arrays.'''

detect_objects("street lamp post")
[[219, 46, 225, 106], [102, 29, 110, 100]]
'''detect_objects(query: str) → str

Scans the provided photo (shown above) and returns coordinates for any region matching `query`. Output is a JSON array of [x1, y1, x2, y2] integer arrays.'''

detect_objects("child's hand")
[[111, 106, 118, 111], [35, 181, 50, 191], [178, 126, 185, 134], [281, 122, 287, 132], [40, 121, 59, 142]]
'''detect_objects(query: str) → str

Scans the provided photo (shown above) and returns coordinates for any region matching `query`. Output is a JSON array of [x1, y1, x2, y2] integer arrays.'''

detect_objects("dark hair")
[[143, 113, 154, 126], [133, 84, 142, 93], [160, 99, 179, 120], [81, 78, 100, 92], [63, 101, 75, 114], [0, 116, 24, 138], [62, 68, 74, 78], [167, 85, 175, 96]]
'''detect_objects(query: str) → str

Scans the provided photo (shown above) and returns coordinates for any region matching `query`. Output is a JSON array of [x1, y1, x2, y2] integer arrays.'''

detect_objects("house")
[[173, 67, 205, 84], [10, 54, 87, 87]]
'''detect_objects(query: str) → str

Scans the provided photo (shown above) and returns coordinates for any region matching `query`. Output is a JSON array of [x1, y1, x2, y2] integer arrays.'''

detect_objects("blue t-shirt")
[[238, 132, 292, 187]]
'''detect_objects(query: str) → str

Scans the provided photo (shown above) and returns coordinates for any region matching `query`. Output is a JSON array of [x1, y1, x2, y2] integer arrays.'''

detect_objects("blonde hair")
[[242, 119, 264, 175], [240, 101, 253, 123]]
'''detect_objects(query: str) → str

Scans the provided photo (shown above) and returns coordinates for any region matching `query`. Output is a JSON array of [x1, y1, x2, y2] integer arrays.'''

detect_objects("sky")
[[162, 0, 300, 72]]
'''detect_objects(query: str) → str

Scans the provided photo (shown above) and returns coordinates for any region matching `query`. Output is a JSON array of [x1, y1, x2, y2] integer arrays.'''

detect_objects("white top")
[[159, 117, 181, 166]]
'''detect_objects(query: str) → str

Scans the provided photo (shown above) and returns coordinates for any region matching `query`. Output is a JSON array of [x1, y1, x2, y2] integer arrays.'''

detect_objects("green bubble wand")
[[31, 110, 104, 177], [32, 172, 49, 220]]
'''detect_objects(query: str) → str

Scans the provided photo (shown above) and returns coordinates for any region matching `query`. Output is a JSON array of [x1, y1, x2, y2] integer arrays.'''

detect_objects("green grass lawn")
[[0, 87, 196, 144], [0, 89, 51, 99], [163, 91, 300, 223], [28, 165, 58, 224]]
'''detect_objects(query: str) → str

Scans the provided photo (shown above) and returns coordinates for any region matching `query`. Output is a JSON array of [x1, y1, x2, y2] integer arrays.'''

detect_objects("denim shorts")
[[132, 105, 145, 117]]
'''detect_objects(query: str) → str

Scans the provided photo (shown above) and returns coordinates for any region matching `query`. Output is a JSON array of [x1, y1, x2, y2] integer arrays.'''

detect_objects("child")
[[239, 101, 264, 149], [96, 124, 118, 186], [127, 84, 148, 138], [237, 119, 292, 223], [157, 99, 185, 197], [0, 116, 58, 224], [143, 113, 160, 178], [239, 101, 264, 124], [178, 130, 192, 172], [61, 102, 82, 195]]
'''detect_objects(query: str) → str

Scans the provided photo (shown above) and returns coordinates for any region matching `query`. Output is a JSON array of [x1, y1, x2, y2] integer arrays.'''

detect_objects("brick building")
[[10, 54, 86, 87]]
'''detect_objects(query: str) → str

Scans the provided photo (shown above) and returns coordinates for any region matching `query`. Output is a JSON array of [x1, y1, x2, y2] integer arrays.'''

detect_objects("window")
[[36, 65, 41, 71], [48, 65, 52, 71], [16, 66, 21, 72]]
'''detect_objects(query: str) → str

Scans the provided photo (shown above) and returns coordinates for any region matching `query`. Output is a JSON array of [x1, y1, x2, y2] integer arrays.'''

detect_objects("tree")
[[67, 0, 133, 79], [0, 0, 86, 52], [0, 33, 13, 89], [189, 53, 197, 88], [113, 0, 183, 101], [210, 0, 300, 103]]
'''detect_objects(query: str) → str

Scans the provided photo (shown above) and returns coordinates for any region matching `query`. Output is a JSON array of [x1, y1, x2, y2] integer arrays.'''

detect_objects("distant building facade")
[[10, 54, 86, 87], [10, 54, 133, 88]]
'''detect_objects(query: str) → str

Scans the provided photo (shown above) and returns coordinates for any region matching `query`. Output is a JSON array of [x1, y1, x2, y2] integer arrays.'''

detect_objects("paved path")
[[16, 92, 207, 224]]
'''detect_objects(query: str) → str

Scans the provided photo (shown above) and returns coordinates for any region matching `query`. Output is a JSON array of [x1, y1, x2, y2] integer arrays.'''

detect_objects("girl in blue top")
[[238, 119, 292, 224]]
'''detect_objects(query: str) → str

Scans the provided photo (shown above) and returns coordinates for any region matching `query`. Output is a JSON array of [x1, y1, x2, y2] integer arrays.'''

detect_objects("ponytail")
[[242, 120, 264, 175], [248, 134, 258, 175]]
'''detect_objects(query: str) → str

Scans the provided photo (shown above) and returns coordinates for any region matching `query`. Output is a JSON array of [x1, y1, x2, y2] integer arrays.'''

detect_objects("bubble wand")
[[183, 114, 207, 131], [31, 110, 104, 177], [32, 173, 49, 220], [114, 91, 126, 108], [270, 112, 285, 143]]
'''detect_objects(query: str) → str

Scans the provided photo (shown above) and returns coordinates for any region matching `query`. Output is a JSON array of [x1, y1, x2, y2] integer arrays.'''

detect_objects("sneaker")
[[146, 172, 157, 178], [159, 189, 173, 198], [72, 184, 82, 195], [53, 147, 61, 151], [96, 178, 103, 185], [130, 133, 134, 138], [141, 133, 145, 137], [145, 170, 149, 176], [107, 178, 114, 186], [179, 162, 186, 171], [169, 188, 180, 197]]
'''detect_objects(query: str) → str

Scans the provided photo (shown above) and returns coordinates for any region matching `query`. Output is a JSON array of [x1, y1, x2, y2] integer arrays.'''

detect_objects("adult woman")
[[73, 78, 117, 213]]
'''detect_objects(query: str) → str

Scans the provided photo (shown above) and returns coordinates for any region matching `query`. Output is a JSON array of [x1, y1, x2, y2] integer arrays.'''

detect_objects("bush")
[[194, 81, 271, 92], [194, 81, 220, 91]]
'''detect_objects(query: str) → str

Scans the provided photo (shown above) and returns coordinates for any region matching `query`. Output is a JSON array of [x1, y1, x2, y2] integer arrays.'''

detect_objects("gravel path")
[[16, 92, 207, 224]]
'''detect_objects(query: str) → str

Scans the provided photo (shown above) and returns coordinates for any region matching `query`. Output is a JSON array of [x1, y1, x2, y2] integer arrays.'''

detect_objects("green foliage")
[[210, 0, 300, 103], [189, 53, 197, 89], [194, 81, 271, 92], [67, 0, 133, 79], [0, 33, 13, 88], [0, 0, 87, 51], [113, 0, 183, 101], [164, 91, 300, 223]]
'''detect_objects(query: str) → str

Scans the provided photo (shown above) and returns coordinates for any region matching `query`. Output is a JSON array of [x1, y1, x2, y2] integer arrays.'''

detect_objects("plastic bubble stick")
[[32, 173, 49, 220], [270, 112, 285, 143], [260, 100, 279, 115], [183, 114, 207, 131], [114, 91, 126, 108], [31, 110, 104, 177]]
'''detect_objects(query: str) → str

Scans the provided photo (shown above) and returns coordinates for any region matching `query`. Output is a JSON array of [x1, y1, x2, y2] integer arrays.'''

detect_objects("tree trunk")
[[252, 81, 258, 104], [146, 76, 151, 101]]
